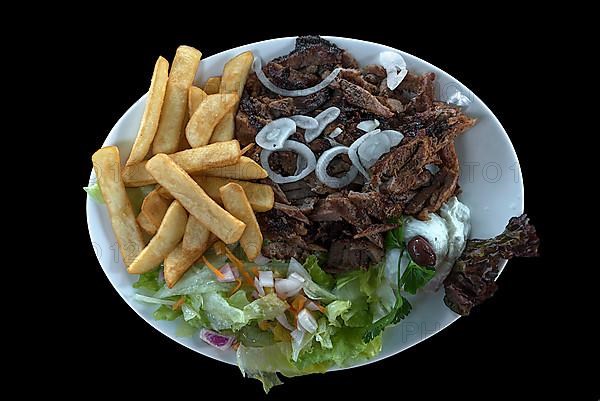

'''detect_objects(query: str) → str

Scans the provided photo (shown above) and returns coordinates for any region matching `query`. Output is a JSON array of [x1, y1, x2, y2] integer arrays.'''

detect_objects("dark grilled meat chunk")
[[264, 62, 320, 90], [327, 239, 385, 271], [272, 35, 343, 70], [339, 79, 394, 118]]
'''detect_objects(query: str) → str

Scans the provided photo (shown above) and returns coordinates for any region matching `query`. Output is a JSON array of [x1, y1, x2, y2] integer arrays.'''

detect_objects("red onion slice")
[[255, 118, 296, 150], [200, 329, 235, 350], [290, 115, 319, 129], [315, 146, 359, 189], [260, 140, 316, 184], [217, 263, 236, 283], [254, 57, 341, 97], [304, 107, 341, 142]]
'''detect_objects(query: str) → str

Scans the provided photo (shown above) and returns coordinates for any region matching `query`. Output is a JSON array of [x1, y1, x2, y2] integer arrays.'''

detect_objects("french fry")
[[152, 46, 202, 155], [92, 146, 145, 266], [220, 183, 263, 261], [182, 216, 211, 252], [220, 51, 254, 96], [164, 234, 217, 288], [122, 140, 241, 186], [156, 186, 174, 200], [186, 94, 238, 148], [194, 176, 274, 212], [141, 188, 170, 228], [188, 86, 207, 117], [203, 76, 221, 94], [200, 156, 267, 180], [137, 210, 158, 235], [209, 112, 235, 143], [126, 56, 169, 166], [145, 154, 246, 244], [128, 200, 188, 274]]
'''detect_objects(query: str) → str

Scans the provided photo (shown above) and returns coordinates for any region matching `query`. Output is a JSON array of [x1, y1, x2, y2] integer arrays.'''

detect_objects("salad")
[[87, 36, 539, 392]]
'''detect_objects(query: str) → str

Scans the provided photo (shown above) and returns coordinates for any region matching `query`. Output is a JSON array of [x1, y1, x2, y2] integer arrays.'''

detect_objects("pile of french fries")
[[92, 46, 274, 288]]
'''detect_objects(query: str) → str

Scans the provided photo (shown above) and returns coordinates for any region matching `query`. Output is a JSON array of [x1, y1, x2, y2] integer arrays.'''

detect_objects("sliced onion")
[[200, 329, 234, 350], [287, 258, 309, 280], [358, 134, 391, 168], [328, 127, 343, 138], [258, 270, 274, 288], [305, 301, 321, 311], [217, 263, 236, 283], [254, 254, 270, 266], [304, 107, 341, 142], [381, 129, 404, 147], [276, 314, 295, 331], [251, 290, 259, 299], [297, 309, 318, 333], [357, 119, 380, 132], [254, 57, 341, 97], [288, 272, 306, 284], [326, 137, 342, 147], [379, 51, 408, 90], [274, 277, 303, 298], [255, 118, 296, 150], [349, 129, 381, 179], [260, 140, 316, 184], [315, 146, 359, 189], [290, 115, 319, 129], [133, 294, 175, 306], [446, 90, 473, 107], [254, 277, 265, 297]]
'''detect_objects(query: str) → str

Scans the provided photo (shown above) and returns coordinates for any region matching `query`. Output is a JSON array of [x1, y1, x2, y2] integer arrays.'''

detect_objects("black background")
[[65, 14, 593, 399]]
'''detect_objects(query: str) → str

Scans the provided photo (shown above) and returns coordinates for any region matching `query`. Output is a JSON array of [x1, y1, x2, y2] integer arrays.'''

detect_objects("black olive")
[[407, 236, 436, 267]]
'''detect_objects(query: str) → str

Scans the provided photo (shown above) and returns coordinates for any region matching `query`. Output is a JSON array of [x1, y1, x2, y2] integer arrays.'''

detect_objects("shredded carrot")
[[232, 342, 240, 350], [291, 294, 307, 312], [172, 296, 185, 311], [224, 247, 244, 270], [202, 256, 226, 280], [240, 143, 254, 155], [316, 303, 326, 313], [251, 267, 259, 277], [229, 278, 242, 295]]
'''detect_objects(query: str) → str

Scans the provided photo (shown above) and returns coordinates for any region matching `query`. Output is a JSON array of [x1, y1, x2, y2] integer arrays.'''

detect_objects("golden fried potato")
[[137, 210, 158, 235], [203, 76, 221, 94], [194, 176, 274, 212], [128, 200, 188, 274], [127, 56, 169, 166], [182, 216, 211, 252], [156, 186, 174, 200], [220, 51, 253, 96], [186, 94, 238, 148], [164, 234, 217, 288], [152, 46, 202, 155], [220, 183, 263, 261], [122, 140, 241, 186], [210, 112, 235, 143], [141, 188, 170, 228], [200, 156, 267, 180], [145, 154, 246, 244], [92, 146, 145, 266], [188, 86, 207, 117]]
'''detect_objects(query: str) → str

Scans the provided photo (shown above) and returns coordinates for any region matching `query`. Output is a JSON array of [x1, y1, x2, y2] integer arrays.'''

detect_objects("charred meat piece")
[[444, 214, 540, 315], [263, 62, 320, 90], [403, 167, 459, 220], [339, 79, 394, 118], [293, 89, 331, 114], [272, 35, 343, 70], [274, 202, 311, 225], [327, 239, 385, 271], [262, 241, 309, 261], [339, 69, 378, 94]]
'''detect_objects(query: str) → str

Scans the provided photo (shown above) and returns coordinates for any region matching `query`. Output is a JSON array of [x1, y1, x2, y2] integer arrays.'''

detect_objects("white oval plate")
[[87, 36, 524, 370]]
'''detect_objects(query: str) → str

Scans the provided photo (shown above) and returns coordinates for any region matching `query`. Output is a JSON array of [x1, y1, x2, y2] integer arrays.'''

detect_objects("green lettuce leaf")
[[153, 305, 181, 321], [83, 183, 104, 203], [304, 255, 335, 290], [132, 270, 161, 292], [202, 292, 247, 331], [228, 290, 250, 309], [325, 300, 352, 326], [243, 293, 289, 321]]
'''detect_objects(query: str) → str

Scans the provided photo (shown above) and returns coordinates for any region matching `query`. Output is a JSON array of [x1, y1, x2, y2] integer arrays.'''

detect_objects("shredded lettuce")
[[133, 270, 161, 293], [288, 258, 337, 303], [228, 290, 250, 309], [154, 265, 232, 298], [243, 293, 289, 321], [153, 305, 181, 321], [83, 183, 104, 203], [325, 300, 352, 326], [304, 255, 335, 290], [202, 292, 247, 331]]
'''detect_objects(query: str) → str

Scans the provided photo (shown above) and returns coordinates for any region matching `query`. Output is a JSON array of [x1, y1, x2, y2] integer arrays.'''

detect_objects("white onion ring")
[[328, 127, 343, 138], [357, 119, 380, 132], [358, 134, 391, 168], [255, 118, 296, 150], [290, 115, 319, 129], [315, 146, 358, 189], [379, 51, 408, 90], [349, 129, 380, 179], [304, 107, 341, 142], [260, 140, 316, 184], [380, 129, 404, 147], [254, 57, 341, 97]]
